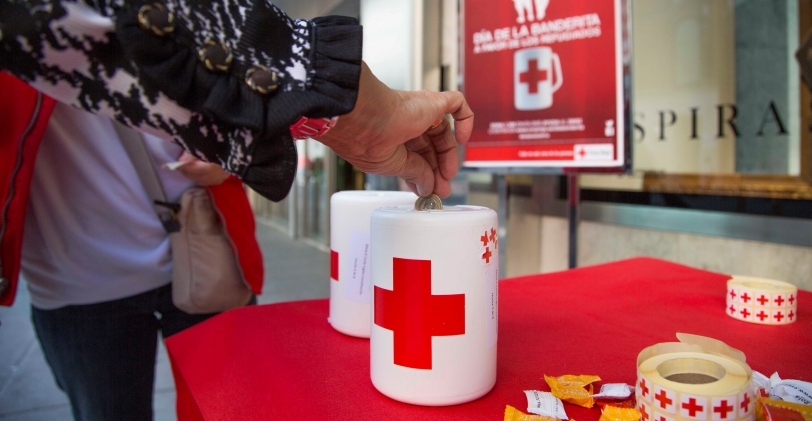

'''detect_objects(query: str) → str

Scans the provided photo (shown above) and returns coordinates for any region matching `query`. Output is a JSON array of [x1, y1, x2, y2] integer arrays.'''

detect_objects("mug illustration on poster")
[[514, 47, 563, 111], [513, 0, 550, 24]]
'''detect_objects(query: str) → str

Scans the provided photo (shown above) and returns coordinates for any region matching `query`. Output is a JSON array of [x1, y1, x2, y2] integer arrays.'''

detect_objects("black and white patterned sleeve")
[[0, 0, 362, 201]]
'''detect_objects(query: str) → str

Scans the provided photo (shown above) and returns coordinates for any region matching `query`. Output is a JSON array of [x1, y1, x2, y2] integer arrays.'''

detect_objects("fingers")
[[439, 91, 475, 145], [392, 145, 435, 197], [424, 119, 460, 181]]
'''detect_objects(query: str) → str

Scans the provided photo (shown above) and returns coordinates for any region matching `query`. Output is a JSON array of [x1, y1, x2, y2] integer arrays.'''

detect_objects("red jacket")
[[0, 72, 264, 306]]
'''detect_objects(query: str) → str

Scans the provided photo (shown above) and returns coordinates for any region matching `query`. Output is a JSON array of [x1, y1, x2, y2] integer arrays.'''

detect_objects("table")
[[165, 258, 812, 421]]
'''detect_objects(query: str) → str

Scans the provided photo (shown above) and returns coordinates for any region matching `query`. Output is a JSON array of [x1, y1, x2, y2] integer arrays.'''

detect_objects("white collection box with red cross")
[[329, 191, 417, 338], [370, 205, 498, 406]]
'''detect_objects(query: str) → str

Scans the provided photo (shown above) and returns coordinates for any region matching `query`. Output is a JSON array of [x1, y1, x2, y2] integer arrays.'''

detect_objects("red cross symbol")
[[494, 236, 498, 249], [657, 417, 668, 421], [775, 296, 785, 306], [789, 294, 795, 305], [519, 59, 548, 94], [374, 258, 465, 370], [740, 308, 750, 319], [482, 247, 493, 264], [774, 311, 784, 322], [741, 293, 751, 303], [682, 398, 705, 417], [729, 289, 737, 300], [788, 310, 795, 321], [578, 147, 587, 158], [756, 310, 768, 321], [640, 404, 650, 421], [728, 304, 735, 315], [757, 295, 769, 306], [655, 390, 673, 409], [330, 250, 339, 281], [480, 231, 489, 247], [740, 393, 751, 412], [639, 378, 650, 398], [714, 400, 734, 419], [489, 228, 496, 243]]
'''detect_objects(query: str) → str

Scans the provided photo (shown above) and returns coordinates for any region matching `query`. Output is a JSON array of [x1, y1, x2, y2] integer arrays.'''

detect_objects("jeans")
[[31, 283, 255, 421]]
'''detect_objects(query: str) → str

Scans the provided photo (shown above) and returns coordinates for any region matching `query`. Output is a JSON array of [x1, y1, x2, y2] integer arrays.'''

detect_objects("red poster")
[[462, 0, 626, 169]]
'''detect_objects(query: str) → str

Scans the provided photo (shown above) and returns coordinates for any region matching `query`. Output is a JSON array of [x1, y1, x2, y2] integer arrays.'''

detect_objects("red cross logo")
[[728, 304, 735, 315], [740, 393, 751, 412], [789, 294, 795, 305], [774, 311, 784, 322], [757, 295, 769, 306], [657, 417, 668, 421], [480, 231, 489, 247], [482, 247, 493, 264], [729, 289, 737, 300], [740, 308, 750, 319], [519, 59, 548, 94], [682, 398, 704, 417], [756, 311, 768, 322], [489, 228, 496, 243], [330, 250, 339, 281], [655, 390, 673, 409], [741, 293, 751, 303], [775, 296, 785, 306], [714, 400, 734, 419], [788, 310, 795, 321], [578, 147, 587, 158], [374, 258, 465, 370], [641, 404, 650, 421], [639, 378, 650, 398]]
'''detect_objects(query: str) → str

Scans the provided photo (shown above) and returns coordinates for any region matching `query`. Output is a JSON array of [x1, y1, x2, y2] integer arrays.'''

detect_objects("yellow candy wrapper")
[[756, 397, 812, 421], [599, 405, 641, 421], [505, 405, 572, 421], [545, 374, 602, 408]]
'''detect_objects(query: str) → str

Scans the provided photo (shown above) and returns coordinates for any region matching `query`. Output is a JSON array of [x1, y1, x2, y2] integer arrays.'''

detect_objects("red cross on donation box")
[[374, 258, 465, 370]]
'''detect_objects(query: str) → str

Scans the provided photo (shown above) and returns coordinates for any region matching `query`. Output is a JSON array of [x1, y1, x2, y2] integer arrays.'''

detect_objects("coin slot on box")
[[657, 358, 725, 385]]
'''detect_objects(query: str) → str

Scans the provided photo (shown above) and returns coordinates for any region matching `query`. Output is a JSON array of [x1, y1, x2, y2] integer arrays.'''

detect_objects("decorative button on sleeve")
[[245, 65, 278, 94], [198, 40, 232, 72], [137, 3, 174, 37]]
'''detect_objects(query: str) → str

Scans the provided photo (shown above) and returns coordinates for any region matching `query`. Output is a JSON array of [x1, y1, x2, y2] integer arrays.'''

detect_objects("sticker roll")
[[726, 276, 798, 325], [370, 205, 498, 406], [329, 191, 417, 338], [636, 336, 755, 421]]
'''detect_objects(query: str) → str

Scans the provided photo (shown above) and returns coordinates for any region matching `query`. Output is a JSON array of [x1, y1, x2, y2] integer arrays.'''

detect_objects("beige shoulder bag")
[[116, 124, 252, 314]]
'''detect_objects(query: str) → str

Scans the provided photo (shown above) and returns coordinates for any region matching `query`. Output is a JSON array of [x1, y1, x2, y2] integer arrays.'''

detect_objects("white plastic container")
[[329, 191, 417, 338], [370, 205, 498, 406]]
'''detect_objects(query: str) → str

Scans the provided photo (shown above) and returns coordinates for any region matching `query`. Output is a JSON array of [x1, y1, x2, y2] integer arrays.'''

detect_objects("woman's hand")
[[316, 62, 474, 198], [175, 152, 230, 187]]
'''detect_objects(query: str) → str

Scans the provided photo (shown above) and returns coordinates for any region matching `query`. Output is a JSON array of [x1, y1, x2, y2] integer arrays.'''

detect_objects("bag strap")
[[114, 122, 180, 233]]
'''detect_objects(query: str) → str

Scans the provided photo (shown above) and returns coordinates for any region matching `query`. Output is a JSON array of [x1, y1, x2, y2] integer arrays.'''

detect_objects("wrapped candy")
[[599, 405, 641, 421], [545, 374, 602, 408], [505, 405, 570, 421]]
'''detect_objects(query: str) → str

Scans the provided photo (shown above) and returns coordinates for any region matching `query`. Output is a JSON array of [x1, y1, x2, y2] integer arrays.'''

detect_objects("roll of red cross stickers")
[[726, 276, 798, 325], [637, 334, 754, 421]]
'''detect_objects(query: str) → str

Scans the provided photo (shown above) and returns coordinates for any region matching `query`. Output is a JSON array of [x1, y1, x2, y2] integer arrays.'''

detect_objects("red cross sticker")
[[655, 389, 674, 410], [740, 393, 751, 413], [713, 400, 734, 419], [480, 231, 489, 247], [788, 310, 795, 321], [489, 228, 496, 243], [728, 304, 736, 315], [639, 378, 650, 399], [682, 397, 705, 418], [640, 403, 650, 421], [774, 311, 784, 323], [330, 250, 339, 281], [482, 247, 493, 264], [740, 308, 751, 319], [774, 295, 785, 306], [519, 59, 548, 94], [789, 294, 795, 305], [740, 293, 751, 303], [374, 258, 465, 370], [757, 295, 769, 306], [756, 311, 768, 322], [729, 289, 737, 300]]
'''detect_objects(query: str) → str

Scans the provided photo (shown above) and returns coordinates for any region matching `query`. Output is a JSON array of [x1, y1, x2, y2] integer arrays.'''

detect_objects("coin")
[[414, 194, 443, 211]]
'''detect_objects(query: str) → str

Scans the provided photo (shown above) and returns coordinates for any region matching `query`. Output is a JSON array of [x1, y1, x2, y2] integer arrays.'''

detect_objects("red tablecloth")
[[165, 258, 812, 421]]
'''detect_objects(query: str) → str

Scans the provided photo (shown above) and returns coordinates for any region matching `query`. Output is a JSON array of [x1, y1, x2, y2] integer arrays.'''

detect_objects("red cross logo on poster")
[[374, 258, 465, 370]]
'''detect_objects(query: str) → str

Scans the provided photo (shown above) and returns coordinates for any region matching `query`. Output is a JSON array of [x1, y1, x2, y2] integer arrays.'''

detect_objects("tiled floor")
[[0, 222, 329, 420]]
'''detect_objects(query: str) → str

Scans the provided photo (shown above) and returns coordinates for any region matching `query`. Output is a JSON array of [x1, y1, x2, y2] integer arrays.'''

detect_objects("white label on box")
[[486, 263, 498, 350], [343, 230, 371, 303]]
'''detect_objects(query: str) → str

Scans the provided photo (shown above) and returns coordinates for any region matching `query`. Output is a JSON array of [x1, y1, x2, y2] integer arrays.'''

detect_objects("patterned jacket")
[[0, 72, 266, 306], [0, 0, 363, 200]]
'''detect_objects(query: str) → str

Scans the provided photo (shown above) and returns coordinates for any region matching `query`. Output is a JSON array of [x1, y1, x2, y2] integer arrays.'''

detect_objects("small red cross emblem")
[[330, 250, 339, 281], [757, 295, 768, 306], [374, 258, 465, 370], [682, 398, 704, 417], [714, 400, 734, 419], [480, 231, 489, 247], [740, 393, 751, 412], [741, 293, 751, 303], [657, 417, 668, 421], [482, 247, 493, 264], [728, 304, 735, 315], [740, 308, 751, 319], [578, 148, 587, 158], [756, 311, 768, 321], [489, 228, 496, 243], [639, 378, 650, 398], [641, 404, 650, 421], [789, 294, 795, 305], [774, 311, 784, 322], [788, 310, 795, 321], [519, 59, 548, 94], [775, 295, 785, 306], [729, 289, 737, 300], [655, 390, 673, 409]]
